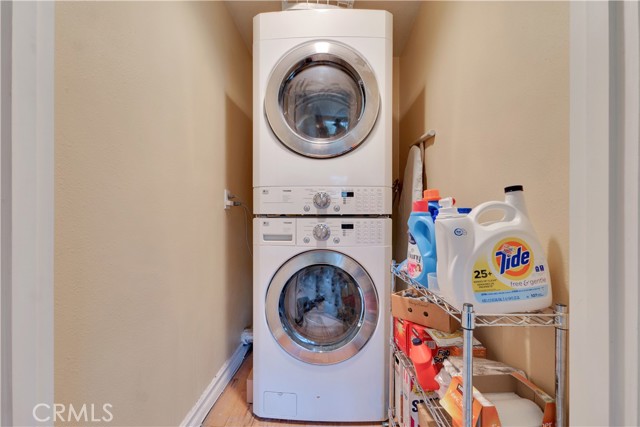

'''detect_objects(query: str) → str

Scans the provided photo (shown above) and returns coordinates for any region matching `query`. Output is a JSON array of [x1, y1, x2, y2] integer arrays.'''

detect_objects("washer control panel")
[[254, 186, 392, 215], [298, 218, 391, 246], [254, 218, 392, 247]]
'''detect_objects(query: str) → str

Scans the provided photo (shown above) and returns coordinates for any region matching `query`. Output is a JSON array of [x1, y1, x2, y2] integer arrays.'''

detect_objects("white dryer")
[[253, 9, 393, 215], [253, 217, 391, 422]]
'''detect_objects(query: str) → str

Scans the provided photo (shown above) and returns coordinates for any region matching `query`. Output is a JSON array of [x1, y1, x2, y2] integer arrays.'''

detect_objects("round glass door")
[[264, 40, 380, 159], [265, 250, 379, 365]]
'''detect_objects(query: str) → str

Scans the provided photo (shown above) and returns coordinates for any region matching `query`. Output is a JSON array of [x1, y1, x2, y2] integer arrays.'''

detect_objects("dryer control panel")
[[253, 186, 392, 216], [254, 217, 392, 247]]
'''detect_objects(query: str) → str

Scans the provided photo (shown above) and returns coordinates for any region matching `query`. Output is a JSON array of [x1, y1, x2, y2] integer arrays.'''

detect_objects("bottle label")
[[407, 232, 423, 278], [472, 237, 550, 304]]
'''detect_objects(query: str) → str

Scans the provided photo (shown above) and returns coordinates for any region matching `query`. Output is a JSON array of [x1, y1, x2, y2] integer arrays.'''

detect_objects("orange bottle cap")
[[423, 189, 441, 201]]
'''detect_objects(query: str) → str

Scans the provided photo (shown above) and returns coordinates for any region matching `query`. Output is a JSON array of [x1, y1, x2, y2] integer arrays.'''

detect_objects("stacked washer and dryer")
[[252, 7, 393, 422]]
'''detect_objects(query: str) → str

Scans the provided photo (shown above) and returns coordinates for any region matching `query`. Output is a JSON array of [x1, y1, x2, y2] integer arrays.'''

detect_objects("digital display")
[[341, 191, 355, 198], [341, 224, 354, 230]]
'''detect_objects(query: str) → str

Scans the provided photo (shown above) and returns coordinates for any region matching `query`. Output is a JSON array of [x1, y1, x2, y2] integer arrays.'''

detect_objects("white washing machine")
[[253, 217, 391, 422], [253, 9, 393, 215]]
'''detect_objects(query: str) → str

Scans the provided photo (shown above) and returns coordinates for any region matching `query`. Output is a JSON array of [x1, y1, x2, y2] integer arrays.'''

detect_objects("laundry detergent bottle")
[[406, 200, 436, 287], [409, 338, 439, 391], [434, 197, 472, 302], [435, 186, 552, 314]]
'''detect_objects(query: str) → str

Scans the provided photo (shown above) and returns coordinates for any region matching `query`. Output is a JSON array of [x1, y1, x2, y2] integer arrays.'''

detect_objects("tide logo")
[[493, 238, 533, 279]]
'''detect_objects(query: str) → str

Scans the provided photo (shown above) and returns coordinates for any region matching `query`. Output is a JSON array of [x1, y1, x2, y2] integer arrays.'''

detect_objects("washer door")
[[264, 40, 380, 159], [265, 250, 379, 365]]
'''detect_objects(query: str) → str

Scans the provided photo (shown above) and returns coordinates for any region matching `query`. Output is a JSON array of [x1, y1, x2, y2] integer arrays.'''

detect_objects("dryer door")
[[265, 249, 379, 365], [264, 40, 380, 159]]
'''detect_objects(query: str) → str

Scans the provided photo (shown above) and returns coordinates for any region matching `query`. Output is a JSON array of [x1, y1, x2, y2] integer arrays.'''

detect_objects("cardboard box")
[[409, 377, 425, 427], [402, 364, 411, 427], [440, 373, 556, 427], [425, 328, 482, 347], [246, 369, 253, 404], [402, 365, 424, 427], [417, 403, 439, 427], [394, 353, 403, 426], [392, 290, 461, 333], [445, 344, 487, 359], [409, 324, 487, 369], [446, 357, 525, 378], [394, 317, 412, 355]]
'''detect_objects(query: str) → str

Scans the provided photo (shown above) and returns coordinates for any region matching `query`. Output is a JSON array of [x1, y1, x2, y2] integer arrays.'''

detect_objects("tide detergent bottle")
[[435, 186, 552, 313], [406, 200, 436, 287]]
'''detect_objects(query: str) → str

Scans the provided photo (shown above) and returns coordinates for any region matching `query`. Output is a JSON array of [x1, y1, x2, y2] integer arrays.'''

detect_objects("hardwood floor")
[[202, 350, 385, 427]]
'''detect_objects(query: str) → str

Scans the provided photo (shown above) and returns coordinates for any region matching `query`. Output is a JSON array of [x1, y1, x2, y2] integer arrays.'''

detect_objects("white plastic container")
[[435, 186, 552, 314]]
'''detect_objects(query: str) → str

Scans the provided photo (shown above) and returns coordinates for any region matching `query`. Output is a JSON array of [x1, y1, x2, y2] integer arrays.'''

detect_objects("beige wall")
[[55, 2, 253, 425], [398, 1, 569, 397]]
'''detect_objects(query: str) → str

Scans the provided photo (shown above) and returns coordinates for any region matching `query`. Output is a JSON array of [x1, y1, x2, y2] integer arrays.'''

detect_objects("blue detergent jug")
[[406, 200, 437, 287]]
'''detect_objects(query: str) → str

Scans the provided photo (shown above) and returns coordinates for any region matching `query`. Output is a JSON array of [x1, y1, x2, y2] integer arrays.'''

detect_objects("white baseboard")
[[180, 343, 250, 427]]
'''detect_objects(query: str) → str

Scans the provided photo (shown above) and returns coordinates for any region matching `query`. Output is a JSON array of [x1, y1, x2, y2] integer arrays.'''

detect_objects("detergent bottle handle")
[[468, 201, 519, 227], [421, 216, 436, 257]]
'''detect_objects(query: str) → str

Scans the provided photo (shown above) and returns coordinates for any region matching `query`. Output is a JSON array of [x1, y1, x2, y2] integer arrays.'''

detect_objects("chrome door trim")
[[265, 250, 379, 365], [264, 40, 380, 159]]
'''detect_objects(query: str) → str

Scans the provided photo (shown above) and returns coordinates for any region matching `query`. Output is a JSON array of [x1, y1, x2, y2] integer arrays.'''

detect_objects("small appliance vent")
[[282, 0, 354, 11]]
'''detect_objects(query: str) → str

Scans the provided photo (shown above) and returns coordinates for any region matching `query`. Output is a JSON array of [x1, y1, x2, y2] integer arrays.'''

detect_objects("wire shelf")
[[390, 343, 452, 427], [391, 263, 567, 328]]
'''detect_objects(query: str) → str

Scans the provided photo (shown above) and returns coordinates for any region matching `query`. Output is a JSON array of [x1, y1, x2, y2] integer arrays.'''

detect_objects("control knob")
[[313, 192, 331, 209], [313, 223, 331, 241]]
